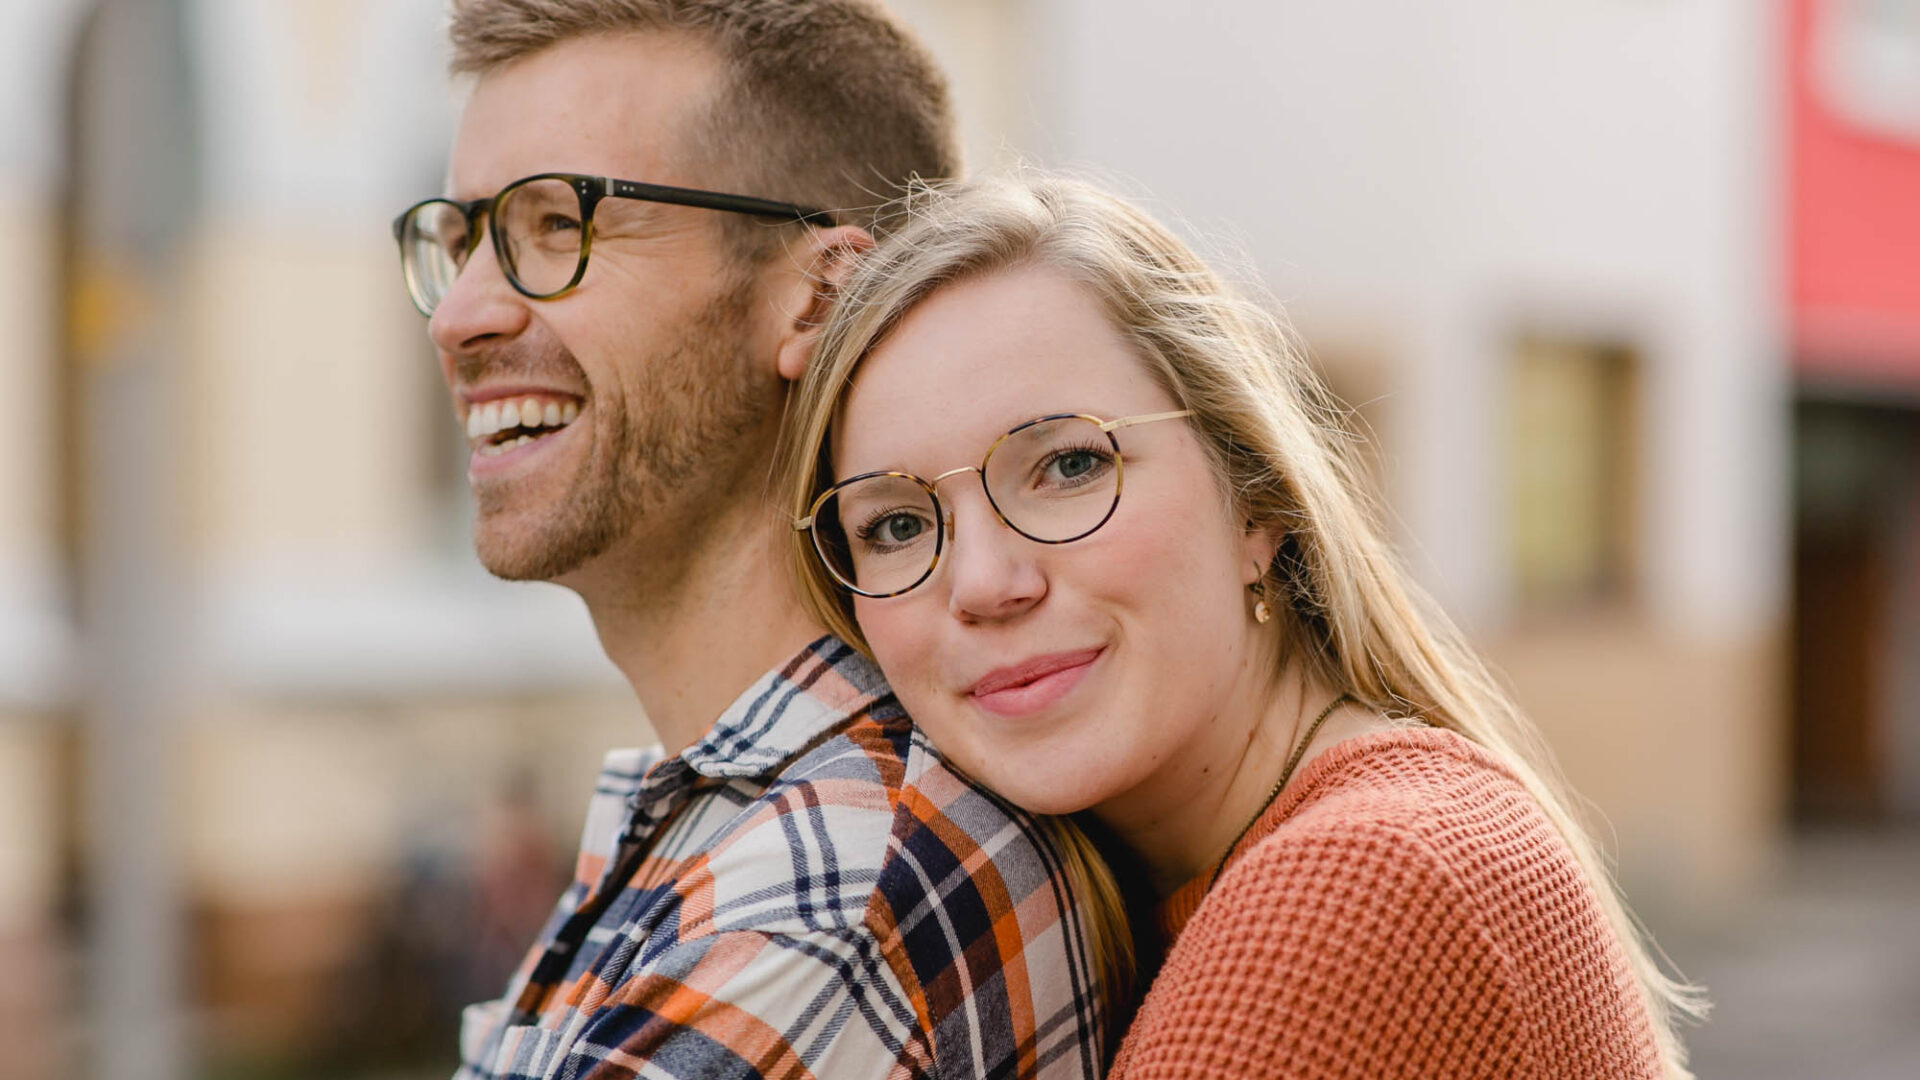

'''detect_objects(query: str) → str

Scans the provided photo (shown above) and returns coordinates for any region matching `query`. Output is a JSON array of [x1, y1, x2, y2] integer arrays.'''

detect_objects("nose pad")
[[924, 505, 956, 583]]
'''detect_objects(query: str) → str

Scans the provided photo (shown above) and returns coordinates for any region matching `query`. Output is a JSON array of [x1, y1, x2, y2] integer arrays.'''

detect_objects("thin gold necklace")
[[1208, 693, 1351, 890]]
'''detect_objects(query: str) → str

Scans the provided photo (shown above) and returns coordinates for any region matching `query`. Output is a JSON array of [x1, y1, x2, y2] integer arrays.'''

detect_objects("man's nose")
[[941, 490, 1047, 623], [427, 234, 531, 358]]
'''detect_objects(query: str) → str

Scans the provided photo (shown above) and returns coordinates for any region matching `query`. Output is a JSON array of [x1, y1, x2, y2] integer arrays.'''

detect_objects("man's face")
[[429, 33, 781, 583]]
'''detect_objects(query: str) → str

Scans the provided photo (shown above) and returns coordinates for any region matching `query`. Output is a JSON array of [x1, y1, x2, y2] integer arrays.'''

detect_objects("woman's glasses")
[[392, 172, 836, 316], [796, 410, 1194, 598]]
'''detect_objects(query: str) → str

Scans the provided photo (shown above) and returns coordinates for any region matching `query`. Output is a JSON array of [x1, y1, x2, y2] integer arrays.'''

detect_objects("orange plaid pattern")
[[456, 637, 1106, 1080]]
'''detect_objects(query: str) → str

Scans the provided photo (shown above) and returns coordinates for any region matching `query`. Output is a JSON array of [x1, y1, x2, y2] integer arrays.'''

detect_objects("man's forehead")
[[444, 32, 724, 199]]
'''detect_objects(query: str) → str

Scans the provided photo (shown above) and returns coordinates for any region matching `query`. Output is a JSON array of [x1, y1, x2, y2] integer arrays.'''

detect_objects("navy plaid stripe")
[[456, 637, 1105, 1080]]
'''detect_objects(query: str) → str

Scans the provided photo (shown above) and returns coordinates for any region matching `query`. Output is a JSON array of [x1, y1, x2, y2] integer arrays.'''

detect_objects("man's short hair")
[[448, 0, 962, 251]]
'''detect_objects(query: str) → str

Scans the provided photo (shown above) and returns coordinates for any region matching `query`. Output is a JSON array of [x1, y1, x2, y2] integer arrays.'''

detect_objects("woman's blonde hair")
[[776, 172, 1704, 1074]]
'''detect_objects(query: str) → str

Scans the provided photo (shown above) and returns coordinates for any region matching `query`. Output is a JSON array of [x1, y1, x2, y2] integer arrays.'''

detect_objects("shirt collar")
[[676, 635, 893, 781]]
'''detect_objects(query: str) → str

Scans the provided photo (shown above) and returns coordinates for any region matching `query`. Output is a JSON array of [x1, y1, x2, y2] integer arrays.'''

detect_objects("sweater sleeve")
[[1111, 819, 1534, 1080]]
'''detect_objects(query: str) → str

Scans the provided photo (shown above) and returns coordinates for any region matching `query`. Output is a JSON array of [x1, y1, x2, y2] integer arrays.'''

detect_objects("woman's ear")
[[1239, 517, 1284, 586], [775, 225, 876, 383]]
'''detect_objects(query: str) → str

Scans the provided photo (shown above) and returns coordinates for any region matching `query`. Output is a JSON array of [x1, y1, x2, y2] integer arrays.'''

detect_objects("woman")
[[778, 174, 1703, 1078]]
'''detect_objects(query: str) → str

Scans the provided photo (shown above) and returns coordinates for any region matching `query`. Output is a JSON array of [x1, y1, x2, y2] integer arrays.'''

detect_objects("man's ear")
[[775, 224, 875, 383]]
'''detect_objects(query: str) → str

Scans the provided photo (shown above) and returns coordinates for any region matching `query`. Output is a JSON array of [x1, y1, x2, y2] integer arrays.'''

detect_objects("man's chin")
[[472, 514, 615, 583], [475, 544, 565, 582]]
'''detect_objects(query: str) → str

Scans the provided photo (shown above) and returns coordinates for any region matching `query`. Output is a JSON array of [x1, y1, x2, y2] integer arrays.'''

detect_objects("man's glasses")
[[795, 410, 1195, 598], [392, 172, 837, 316]]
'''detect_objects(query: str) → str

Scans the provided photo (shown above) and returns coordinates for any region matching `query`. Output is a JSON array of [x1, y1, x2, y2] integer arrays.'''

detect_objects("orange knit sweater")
[[1109, 727, 1665, 1080]]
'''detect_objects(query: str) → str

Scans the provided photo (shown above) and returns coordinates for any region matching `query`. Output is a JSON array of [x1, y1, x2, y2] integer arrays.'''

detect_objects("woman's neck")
[[1088, 639, 1312, 894]]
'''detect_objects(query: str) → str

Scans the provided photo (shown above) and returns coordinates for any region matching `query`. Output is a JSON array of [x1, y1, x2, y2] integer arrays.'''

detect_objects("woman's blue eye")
[[881, 514, 925, 544], [1054, 451, 1098, 479], [857, 510, 929, 548], [1039, 445, 1113, 487]]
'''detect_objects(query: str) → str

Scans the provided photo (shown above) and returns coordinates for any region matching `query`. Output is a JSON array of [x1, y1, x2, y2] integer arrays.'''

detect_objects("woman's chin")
[[980, 770, 1104, 818]]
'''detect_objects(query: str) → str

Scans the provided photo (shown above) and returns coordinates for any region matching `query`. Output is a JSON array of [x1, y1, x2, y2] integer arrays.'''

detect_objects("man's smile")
[[465, 391, 584, 456]]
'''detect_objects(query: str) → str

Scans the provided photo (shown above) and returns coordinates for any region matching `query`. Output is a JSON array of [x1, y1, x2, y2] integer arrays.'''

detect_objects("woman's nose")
[[940, 490, 1047, 622]]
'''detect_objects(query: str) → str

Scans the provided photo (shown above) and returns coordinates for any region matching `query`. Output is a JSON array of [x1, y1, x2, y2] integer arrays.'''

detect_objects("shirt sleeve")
[[535, 926, 933, 1080], [1111, 820, 1531, 1080]]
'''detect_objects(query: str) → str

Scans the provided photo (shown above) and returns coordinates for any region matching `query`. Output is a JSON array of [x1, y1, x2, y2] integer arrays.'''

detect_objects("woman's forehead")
[[833, 267, 1166, 472]]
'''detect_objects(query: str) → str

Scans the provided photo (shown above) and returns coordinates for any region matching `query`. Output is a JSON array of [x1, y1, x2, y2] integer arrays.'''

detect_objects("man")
[[392, 2, 1106, 1078]]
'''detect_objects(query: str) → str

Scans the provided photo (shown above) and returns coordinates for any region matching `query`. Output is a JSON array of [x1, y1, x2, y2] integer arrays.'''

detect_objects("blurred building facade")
[[1786, 0, 1920, 826], [0, 1, 1912, 1078]]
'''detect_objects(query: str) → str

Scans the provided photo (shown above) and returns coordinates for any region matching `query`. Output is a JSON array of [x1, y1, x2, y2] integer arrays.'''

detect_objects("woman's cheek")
[[1080, 498, 1203, 614], [855, 600, 939, 701]]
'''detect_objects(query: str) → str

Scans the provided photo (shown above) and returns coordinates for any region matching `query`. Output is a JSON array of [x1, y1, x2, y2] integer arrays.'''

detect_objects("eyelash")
[[1038, 441, 1115, 478], [854, 505, 930, 542]]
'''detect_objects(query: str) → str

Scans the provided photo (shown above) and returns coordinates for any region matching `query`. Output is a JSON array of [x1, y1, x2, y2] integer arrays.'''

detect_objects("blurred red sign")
[[1792, 0, 1920, 385]]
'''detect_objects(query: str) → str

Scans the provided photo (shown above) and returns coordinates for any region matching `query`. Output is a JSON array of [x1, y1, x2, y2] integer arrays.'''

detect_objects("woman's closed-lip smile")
[[967, 646, 1105, 717]]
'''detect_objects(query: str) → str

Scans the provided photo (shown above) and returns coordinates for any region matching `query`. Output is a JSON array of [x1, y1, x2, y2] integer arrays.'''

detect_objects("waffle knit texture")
[[1110, 727, 1664, 1080]]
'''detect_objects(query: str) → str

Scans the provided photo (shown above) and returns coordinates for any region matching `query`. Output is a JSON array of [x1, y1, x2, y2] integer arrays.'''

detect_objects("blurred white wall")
[[1032, 0, 1785, 638]]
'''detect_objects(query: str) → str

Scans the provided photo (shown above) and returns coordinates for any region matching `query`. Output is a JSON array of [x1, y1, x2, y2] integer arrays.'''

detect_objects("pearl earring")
[[1249, 580, 1273, 624]]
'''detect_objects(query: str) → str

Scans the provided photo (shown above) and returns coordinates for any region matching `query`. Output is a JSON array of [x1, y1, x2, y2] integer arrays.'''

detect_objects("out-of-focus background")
[[1, 1, 1916, 1078]]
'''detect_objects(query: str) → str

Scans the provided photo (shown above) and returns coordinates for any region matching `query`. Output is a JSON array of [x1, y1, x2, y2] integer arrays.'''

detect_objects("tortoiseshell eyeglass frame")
[[392, 171, 838, 316], [794, 410, 1196, 598]]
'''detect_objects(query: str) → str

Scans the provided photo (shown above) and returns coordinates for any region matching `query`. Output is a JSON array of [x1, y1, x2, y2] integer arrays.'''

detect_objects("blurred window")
[[1506, 337, 1641, 609]]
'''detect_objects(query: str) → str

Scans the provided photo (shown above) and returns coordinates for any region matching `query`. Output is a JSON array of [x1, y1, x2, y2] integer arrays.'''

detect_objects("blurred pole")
[[61, 1, 198, 1079]]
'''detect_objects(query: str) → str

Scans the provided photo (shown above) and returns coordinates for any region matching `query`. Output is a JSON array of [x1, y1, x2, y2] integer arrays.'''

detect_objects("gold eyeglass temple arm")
[[1100, 409, 1194, 432]]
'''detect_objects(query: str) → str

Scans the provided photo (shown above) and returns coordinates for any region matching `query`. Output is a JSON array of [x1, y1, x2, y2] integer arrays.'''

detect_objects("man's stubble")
[[471, 274, 774, 583]]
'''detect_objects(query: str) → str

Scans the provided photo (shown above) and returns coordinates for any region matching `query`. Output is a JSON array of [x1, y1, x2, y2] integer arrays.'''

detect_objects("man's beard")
[[469, 276, 772, 582]]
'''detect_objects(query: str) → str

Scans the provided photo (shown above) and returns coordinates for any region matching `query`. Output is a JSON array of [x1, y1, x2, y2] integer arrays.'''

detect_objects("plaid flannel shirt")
[[455, 636, 1107, 1080]]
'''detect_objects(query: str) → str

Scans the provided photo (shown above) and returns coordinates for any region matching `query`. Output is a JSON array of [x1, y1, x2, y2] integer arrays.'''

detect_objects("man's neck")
[[565, 502, 826, 756]]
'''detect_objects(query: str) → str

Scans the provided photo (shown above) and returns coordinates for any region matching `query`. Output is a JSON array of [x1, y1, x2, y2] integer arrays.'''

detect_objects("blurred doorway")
[[1790, 398, 1920, 823]]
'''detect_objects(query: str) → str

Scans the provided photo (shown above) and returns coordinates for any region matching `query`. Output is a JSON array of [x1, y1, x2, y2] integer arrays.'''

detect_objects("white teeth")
[[475, 434, 533, 457], [465, 394, 581, 444]]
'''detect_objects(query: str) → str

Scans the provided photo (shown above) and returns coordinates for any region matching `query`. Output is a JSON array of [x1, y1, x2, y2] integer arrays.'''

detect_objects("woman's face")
[[834, 263, 1278, 820]]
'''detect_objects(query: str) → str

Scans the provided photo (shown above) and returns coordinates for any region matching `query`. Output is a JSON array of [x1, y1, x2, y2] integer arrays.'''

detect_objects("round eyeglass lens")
[[983, 416, 1122, 542], [494, 177, 588, 297], [400, 200, 471, 313], [815, 474, 942, 596]]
